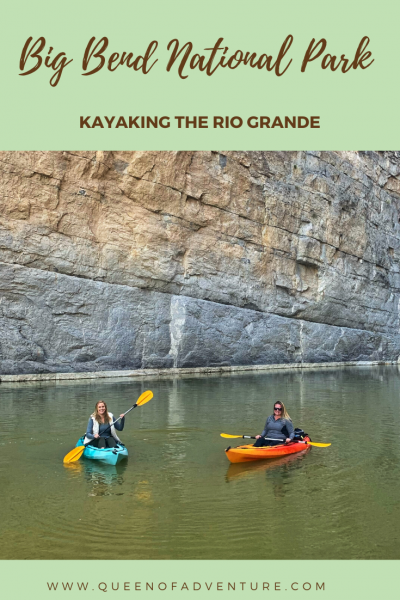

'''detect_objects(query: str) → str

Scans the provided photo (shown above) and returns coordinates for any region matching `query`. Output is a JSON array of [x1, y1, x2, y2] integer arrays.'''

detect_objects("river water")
[[1, 366, 400, 560]]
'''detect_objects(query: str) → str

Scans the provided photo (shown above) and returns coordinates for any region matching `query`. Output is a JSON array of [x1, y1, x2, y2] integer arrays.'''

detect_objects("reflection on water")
[[225, 449, 310, 483], [64, 460, 127, 497], [2, 366, 400, 559], [226, 451, 311, 500]]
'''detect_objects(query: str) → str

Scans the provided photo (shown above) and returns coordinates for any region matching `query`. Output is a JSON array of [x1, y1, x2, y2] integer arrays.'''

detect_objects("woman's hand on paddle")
[[255, 435, 261, 439], [120, 414, 125, 419], [94, 434, 100, 439], [285, 438, 291, 443]]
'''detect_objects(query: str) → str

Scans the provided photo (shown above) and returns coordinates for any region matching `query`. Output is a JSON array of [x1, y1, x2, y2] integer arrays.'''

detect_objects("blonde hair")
[[273, 401, 291, 421], [92, 401, 112, 424]]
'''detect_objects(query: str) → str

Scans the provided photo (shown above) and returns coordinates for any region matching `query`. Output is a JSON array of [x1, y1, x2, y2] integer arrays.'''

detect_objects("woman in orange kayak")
[[253, 401, 294, 446]]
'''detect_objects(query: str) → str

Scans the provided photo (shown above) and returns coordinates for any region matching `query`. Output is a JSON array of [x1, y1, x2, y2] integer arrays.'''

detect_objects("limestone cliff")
[[1, 150, 400, 374]]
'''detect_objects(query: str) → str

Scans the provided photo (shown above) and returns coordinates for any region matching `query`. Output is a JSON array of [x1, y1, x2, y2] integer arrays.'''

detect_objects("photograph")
[[1, 150, 400, 561]]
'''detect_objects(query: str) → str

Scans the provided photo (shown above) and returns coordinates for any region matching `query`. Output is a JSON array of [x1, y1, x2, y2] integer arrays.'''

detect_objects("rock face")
[[0, 150, 400, 374]]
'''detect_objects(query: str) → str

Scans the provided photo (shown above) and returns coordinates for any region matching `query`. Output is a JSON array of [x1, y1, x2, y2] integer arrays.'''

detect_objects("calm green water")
[[1, 366, 400, 560]]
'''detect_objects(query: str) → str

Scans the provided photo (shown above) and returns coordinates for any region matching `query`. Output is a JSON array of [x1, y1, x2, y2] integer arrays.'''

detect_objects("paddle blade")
[[220, 433, 243, 439], [136, 390, 153, 407], [63, 445, 85, 464], [307, 441, 331, 448]]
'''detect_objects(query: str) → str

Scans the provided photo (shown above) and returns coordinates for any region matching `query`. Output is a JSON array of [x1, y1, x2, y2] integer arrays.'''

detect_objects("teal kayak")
[[76, 437, 128, 466]]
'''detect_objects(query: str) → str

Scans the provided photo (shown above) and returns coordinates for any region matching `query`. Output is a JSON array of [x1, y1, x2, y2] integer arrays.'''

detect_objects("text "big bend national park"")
[[19, 35, 374, 87]]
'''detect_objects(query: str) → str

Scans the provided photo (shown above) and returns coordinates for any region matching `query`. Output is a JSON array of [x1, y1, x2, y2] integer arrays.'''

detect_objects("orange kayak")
[[225, 436, 311, 463]]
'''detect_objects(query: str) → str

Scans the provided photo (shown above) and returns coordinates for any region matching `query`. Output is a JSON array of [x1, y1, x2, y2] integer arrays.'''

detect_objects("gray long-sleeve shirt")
[[261, 415, 294, 441], [86, 416, 125, 440]]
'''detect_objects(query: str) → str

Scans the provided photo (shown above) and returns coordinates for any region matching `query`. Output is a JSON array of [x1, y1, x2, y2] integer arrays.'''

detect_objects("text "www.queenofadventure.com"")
[[47, 582, 325, 592]]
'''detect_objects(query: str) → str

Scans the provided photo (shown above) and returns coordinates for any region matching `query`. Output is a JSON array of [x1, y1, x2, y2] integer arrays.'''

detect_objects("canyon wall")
[[1, 150, 400, 374]]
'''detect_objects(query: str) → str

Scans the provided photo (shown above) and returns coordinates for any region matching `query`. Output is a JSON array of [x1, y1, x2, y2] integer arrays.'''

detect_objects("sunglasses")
[[274, 406, 282, 411]]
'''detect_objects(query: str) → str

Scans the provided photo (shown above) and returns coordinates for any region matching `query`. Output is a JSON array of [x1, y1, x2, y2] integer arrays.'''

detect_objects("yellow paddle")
[[63, 390, 154, 464], [220, 433, 331, 448]]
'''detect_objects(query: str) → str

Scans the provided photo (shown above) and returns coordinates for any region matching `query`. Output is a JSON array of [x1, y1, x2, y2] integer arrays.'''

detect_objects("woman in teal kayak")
[[84, 401, 125, 448], [254, 400, 294, 446]]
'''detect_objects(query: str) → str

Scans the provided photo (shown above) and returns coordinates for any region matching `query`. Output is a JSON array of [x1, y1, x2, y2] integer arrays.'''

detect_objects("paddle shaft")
[[242, 436, 289, 442], [221, 433, 329, 447], [242, 436, 326, 447]]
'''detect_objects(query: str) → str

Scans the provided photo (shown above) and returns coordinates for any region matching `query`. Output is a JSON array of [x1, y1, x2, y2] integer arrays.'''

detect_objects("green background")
[[1, 0, 399, 149], [1, 561, 398, 597]]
